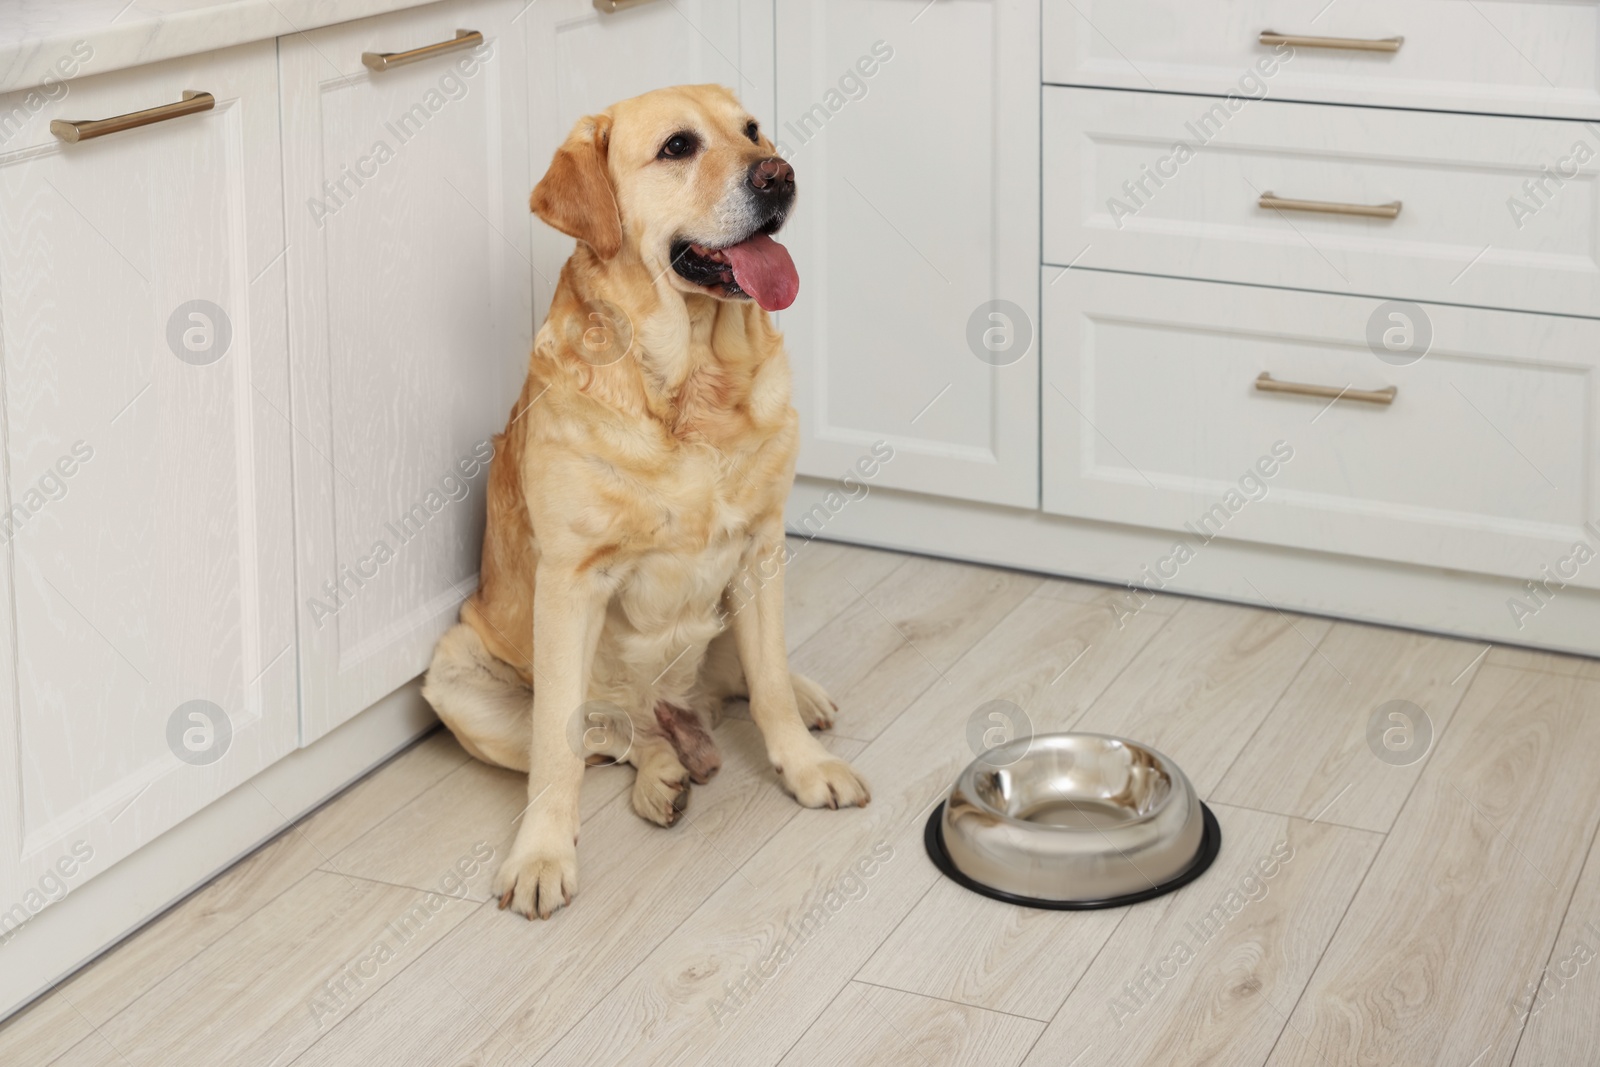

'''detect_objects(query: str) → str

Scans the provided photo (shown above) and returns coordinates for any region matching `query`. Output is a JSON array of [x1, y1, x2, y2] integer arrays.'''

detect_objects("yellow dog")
[[422, 85, 869, 920]]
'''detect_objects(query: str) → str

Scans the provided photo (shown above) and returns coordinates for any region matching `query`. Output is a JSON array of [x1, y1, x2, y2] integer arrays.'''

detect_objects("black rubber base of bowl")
[[924, 801, 1223, 910]]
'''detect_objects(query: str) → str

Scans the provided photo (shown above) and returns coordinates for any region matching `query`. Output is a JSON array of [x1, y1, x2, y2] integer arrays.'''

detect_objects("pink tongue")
[[721, 232, 799, 311]]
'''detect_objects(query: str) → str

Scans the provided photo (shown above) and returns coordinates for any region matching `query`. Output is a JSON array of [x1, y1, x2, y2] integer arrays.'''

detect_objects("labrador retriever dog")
[[421, 84, 870, 920]]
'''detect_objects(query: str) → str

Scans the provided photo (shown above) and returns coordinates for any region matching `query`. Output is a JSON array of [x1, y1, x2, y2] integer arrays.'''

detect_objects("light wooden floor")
[[6, 540, 1600, 1067]]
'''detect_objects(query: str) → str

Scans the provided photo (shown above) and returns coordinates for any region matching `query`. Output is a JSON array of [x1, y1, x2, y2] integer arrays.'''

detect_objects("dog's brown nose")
[[748, 157, 795, 195]]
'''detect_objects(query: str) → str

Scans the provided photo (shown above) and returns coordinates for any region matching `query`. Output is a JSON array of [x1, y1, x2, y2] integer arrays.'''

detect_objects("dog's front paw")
[[791, 672, 838, 731], [493, 837, 578, 920], [778, 753, 871, 810]]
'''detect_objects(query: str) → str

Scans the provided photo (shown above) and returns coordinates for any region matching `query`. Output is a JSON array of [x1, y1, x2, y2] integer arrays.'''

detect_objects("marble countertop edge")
[[0, 0, 446, 97]]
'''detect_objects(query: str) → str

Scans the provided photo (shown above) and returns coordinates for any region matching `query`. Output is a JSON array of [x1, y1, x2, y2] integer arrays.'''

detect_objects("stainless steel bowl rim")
[[939, 731, 1211, 904], [926, 800, 1222, 910], [962, 731, 1189, 831]]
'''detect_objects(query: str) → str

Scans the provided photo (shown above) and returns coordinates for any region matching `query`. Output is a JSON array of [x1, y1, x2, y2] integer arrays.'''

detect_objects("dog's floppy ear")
[[531, 113, 622, 259]]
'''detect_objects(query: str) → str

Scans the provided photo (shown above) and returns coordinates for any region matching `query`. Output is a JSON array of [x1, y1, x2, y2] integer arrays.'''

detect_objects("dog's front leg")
[[493, 564, 607, 919], [732, 532, 870, 809]]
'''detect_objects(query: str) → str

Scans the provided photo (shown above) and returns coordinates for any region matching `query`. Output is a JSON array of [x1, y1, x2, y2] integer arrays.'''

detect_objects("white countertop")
[[0, 0, 444, 96]]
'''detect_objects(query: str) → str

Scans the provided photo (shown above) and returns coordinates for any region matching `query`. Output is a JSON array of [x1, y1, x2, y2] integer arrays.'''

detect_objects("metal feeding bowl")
[[925, 733, 1221, 909]]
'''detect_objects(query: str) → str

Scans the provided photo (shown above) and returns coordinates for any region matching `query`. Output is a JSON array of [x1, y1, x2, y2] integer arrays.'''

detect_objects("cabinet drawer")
[[1043, 87, 1600, 318], [1043, 0, 1600, 120], [1042, 272, 1600, 588]]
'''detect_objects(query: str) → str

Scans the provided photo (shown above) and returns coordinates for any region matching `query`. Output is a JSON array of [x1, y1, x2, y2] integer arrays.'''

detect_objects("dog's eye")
[[658, 132, 698, 160], [744, 121, 760, 144]]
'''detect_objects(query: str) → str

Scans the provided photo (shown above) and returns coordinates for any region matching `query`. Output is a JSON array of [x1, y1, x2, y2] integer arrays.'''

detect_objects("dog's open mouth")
[[670, 220, 798, 312]]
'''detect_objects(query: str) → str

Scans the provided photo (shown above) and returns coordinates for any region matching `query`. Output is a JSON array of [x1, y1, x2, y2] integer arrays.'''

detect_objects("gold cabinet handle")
[[1255, 372, 1397, 406], [362, 29, 482, 71], [1259, 30, 1403, 52], [593, 0, 662, 11], [1258, 192, 1402, 220], [50, 90, 214, 143]]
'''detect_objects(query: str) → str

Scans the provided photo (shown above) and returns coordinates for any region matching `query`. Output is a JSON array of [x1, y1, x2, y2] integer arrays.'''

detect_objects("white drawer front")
[[1042, 272, 1600, 591], [1043, 0, 1600, 120], [1043, 87, 1600, 318]]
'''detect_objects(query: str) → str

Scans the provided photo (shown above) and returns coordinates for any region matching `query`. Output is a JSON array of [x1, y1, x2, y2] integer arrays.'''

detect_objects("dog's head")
[[531, 84, 799, 311]]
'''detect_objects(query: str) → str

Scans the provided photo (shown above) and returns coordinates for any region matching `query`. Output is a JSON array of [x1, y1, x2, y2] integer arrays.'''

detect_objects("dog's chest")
[[610, 535, 742, 654], [637, 431, 774, 542], [608, 449, 763, 635]]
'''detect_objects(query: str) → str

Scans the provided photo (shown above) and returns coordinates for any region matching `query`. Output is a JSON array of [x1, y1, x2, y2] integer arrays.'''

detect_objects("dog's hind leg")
[[691, 627, 745, 727], [422, 623, 533, 772], [626, 731, 692, 827], [698, 627, 838, 731], [788, 671, 838, 732]]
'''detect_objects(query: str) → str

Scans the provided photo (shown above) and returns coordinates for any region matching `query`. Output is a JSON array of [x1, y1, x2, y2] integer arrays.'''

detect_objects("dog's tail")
[[422, 623, 533, 771]]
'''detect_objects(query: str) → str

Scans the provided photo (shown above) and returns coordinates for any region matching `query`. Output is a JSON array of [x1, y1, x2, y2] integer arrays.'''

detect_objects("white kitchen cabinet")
[[776, 0, 1040, 509], [1042, 270, 1600, 588], [1042, 0, 1600, 121], [0, 42, 296, 907], [524, 0, 774, 322], [1042, 86, 1600, 318], [281, 0, 533, 742]]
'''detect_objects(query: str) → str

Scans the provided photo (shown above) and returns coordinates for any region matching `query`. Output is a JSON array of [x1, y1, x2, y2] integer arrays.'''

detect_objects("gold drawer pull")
[[1258, 192, 1402, 220], [1256, 372, 1397, 406], [50, 90, 214, 143], [594, 0, 661, 11], [362, 29, 482, 71], [1259, 30, 1403, 53]]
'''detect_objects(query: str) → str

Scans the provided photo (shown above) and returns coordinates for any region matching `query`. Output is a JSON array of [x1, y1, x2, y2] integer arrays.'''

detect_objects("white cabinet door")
[[0, 42, 295, 910], [281, 0, 533, 742], [776, 0, 1040, 508], [524, 0, 774, 323]]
